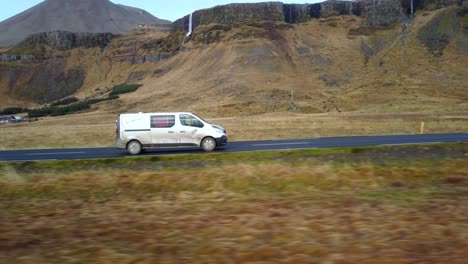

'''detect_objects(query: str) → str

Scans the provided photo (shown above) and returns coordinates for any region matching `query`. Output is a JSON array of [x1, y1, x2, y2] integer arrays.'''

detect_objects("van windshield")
[[191, 113, 209, 124], [180, 114, 204, 128]]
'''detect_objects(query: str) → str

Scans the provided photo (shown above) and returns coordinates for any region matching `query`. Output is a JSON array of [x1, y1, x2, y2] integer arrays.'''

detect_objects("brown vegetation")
[[0, 146, 467, 263], [0, 111, 467, 150]]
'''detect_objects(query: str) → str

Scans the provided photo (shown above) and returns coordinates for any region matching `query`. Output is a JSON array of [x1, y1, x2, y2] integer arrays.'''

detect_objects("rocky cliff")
[[0, 31, 117, 62], [172, 1, 364, 32], [0, 54, 42, 62], [17, 31, 116, 51], [173, 0, 466, 32]]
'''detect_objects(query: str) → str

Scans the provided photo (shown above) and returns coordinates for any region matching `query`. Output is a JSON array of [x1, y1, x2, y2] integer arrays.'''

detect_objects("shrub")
[[109, 84, 142, 96], [27, 95, 119, 118], [50, 102, 90, 116], [28, 102, 90, 118], [1, 107, 28, 115], [28, 108, 52, 118], [51, 97, 79, 107]]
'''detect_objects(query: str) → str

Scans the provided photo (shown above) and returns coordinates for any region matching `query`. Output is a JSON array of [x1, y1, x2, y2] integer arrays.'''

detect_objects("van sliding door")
[[150, 115, 179, 145]]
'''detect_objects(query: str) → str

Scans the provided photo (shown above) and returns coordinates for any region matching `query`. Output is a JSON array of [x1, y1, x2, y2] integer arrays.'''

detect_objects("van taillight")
[[115, 120, 119, 136]]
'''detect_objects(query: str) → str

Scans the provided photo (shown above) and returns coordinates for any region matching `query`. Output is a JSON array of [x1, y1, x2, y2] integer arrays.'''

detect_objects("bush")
[[28, 102, 90, 118], [51, 97, 79, 107], [109, 84, 142, 96], [28, 108, 52, 118], [1, 107, 28, 115], [50, 102, 90, 116], [26, 95, 119, 118]]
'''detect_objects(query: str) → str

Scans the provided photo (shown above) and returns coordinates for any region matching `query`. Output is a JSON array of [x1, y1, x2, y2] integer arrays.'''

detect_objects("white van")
[[116, 112, 227, 155]]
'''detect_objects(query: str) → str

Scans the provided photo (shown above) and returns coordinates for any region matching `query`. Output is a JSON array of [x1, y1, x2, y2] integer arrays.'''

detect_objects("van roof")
[[120, 112, 194, 115]]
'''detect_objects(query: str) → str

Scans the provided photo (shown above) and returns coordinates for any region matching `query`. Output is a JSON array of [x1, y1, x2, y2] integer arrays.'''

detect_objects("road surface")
[[0, 133, 467, 162]]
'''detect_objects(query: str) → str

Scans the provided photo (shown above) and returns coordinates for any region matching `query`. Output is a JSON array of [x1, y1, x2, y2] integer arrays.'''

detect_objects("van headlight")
[[212, 125, 225, 134]]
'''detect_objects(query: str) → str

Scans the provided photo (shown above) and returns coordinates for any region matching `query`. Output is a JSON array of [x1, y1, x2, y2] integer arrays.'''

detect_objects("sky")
[[0, 0, 323, 23]]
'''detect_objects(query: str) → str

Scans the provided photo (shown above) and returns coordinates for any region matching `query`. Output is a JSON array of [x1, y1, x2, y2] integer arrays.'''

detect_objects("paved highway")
[[0, 133, 467, 162]]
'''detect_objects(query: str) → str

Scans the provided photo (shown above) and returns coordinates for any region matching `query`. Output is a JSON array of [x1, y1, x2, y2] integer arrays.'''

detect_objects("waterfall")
[[186, 13, 193, 37], [96, 41, 110, 65], [180, 13, 193, 49]]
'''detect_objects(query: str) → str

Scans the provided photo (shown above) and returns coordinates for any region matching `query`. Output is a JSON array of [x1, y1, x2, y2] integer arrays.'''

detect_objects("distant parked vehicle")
[[116, 112, 228, 155], [0, 115, 23, 124]]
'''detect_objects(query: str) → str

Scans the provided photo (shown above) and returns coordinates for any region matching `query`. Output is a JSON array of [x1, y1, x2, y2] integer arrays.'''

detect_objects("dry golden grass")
[[0, 150, 467, 263], [0, 112, 117, 150]]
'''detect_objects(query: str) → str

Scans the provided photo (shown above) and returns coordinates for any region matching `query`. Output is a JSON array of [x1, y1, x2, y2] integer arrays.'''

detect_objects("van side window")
[[151, 115, 175, 128], [180, 114, 204, 128]]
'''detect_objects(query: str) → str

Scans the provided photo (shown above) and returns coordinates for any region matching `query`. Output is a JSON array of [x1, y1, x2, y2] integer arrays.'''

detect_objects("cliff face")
[[0, 31, 117, 62], [362, 0, 406, 26], [173, 0, 466, 32], [172, 2, 284, 32], [172, 1, 361, 31], [0, 54, 41, 62], [17, 31, 116, 51]]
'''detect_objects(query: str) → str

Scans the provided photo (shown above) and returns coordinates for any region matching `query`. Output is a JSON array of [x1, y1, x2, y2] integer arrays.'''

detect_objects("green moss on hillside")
[[417, 7, 462, 55]]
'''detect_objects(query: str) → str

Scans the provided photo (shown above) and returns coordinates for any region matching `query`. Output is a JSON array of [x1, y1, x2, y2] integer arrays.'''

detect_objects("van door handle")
[[168, 131, 174, 133], [179, 131, 186, 133]]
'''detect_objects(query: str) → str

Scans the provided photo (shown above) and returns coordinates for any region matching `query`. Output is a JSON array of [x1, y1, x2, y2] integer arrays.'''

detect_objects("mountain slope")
[[0, 4, 466, 117], [0, 0, 170, 47]]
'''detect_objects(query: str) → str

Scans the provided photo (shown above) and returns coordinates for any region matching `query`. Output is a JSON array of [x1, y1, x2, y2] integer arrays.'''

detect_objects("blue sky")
[[0, 0, 323, 23]]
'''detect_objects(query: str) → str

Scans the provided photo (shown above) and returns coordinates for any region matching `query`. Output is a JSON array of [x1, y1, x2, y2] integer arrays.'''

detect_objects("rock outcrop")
[[173, 0, 466, 32], [362, 0, 406, 26], [0, 54, 43, 62], [16, 31, 116, 50], [172, 1, 362, 31]]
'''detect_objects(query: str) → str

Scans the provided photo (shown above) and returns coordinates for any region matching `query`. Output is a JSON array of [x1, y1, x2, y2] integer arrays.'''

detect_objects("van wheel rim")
[[203, 138, 215, 151], [129, 142, 141, 154]]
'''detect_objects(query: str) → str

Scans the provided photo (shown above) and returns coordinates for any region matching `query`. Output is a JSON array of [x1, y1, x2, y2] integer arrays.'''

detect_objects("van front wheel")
[[201, 137, 216, 152], [127, 140, 142, 155]]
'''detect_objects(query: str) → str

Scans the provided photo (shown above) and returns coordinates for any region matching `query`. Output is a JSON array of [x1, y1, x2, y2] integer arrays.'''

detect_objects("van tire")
[[201, 137, 216, 152], [127, 140, 142, 155]]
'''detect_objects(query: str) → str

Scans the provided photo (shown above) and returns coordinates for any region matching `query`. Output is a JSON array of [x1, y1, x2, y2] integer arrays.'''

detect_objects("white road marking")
[[25, 152, 86, 156], [252, 142, 310, 147]]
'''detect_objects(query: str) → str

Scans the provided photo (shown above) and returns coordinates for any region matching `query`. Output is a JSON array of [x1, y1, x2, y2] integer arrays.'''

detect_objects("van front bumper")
[[215, 135, 228, 146]]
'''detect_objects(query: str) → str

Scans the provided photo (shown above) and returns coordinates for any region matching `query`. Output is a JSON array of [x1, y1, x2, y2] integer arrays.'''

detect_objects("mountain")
[[0, 0, 170, 47], [0, 1, 466, 117]]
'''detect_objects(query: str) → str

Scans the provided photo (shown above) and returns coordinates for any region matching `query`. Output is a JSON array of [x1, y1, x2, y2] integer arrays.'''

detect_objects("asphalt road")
[[1, 133, 467, 162]]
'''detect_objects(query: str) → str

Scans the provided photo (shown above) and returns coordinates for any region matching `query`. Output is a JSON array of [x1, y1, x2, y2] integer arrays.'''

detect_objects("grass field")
[[0, 111, 467, 150], [1, 144, 467, 263]]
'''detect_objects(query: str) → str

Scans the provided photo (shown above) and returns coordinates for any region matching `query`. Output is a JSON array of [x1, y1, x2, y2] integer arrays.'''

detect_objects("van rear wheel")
[[127, 140, 142, 155], [201, 137, 216, 152]]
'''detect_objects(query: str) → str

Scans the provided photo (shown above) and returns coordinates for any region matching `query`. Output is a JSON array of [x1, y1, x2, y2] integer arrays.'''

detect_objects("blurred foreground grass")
[[0, 144, 467, 263]]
